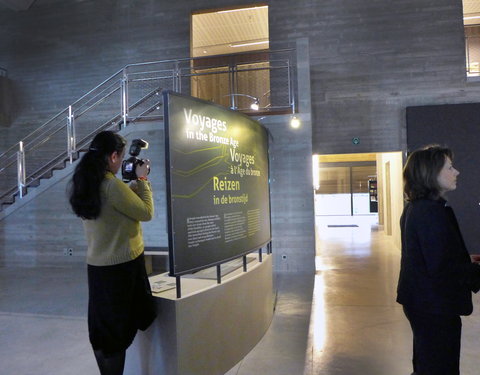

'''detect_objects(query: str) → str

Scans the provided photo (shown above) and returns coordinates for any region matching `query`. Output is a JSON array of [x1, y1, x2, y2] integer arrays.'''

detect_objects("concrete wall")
[[0, 2, 318, 272], [2, 0, 479, 268], [0, 0, 255, 146], [260, 114, 315, 272], [269, 0, 480, 155], [0, 123, 168, 266], [2, 0, 480, 153], [0, 75, 14, 126], [0, 114, 316, 273]]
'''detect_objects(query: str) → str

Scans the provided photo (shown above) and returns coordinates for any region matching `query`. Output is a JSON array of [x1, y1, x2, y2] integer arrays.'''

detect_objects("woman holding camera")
[[397, 145, 480, 375], [69, 130, 156, 375]]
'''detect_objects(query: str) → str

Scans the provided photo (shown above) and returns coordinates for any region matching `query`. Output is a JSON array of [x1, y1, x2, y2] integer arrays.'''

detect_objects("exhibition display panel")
[[163, 91, 272, 276]]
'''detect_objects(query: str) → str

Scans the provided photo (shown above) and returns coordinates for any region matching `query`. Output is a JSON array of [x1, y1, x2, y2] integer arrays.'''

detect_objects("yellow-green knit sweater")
[[83, 171, 154, 266]]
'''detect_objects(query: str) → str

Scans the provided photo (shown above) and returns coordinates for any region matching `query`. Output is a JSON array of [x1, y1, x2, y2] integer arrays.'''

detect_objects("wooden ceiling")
[[463, 0, 480, 26], [191, 5, 269, 57]]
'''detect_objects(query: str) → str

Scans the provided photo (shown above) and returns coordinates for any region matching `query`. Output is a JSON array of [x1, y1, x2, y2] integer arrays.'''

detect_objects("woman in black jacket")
[[397, 145, 480, 375]]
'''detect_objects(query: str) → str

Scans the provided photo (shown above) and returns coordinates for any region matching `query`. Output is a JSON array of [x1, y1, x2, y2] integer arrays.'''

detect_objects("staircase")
[[0, 49, 296, 214], [0, 77, 164, 211], [0, 66, 167, 212]]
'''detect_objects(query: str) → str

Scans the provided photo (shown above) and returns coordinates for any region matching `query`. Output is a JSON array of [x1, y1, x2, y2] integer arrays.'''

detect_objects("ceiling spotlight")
[[290, 116, 301, 129], [224, 93, 260, 111]]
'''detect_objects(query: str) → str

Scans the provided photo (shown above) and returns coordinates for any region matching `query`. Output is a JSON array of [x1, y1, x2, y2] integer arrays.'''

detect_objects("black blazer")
[[397, 198, 480, 316]]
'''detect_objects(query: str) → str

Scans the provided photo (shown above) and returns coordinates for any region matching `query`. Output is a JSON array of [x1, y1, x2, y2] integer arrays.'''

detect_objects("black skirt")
[[87, 253, 157, 356]]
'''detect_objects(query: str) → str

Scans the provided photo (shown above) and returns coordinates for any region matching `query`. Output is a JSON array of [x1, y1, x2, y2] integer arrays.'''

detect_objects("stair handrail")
[[0, 69, 124, 161], [0, 48, 296, 209]]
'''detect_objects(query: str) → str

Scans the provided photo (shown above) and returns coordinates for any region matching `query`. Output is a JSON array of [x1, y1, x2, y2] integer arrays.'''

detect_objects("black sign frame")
[[163, 91, 272, 276]]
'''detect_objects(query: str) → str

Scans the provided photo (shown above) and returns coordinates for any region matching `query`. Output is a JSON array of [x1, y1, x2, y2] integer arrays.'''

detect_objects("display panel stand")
[[124, 253, 274, 375]]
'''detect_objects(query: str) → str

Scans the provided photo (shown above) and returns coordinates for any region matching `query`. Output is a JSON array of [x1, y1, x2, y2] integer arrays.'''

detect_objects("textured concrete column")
[[262, 38, 315, 273]]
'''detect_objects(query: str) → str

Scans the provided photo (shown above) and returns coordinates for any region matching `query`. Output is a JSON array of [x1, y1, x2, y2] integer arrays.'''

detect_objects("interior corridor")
[[228, 215, 480, 375], [2, 216, 480, 374]]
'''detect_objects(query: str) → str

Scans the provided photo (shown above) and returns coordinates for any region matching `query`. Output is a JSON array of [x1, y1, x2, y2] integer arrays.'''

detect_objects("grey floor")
[[2, 216, 480, 374]]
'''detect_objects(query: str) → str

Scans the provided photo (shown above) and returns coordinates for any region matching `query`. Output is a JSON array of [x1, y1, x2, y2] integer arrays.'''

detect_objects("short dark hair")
[[403, 145, 453, 201]]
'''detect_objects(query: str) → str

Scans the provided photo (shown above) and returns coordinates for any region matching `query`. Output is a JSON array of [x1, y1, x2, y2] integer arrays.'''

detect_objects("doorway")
[[313, 151, 404, 252], [313, 164, 377, 216], [313, 153, 378, 217]]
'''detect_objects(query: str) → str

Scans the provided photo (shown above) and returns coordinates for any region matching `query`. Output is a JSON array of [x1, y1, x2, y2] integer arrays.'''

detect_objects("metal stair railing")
[[0, 49, 296, 210]]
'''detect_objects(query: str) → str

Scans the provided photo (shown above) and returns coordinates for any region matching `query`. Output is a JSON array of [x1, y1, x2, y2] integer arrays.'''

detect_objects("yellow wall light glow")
[[290, 116, 301, 128]]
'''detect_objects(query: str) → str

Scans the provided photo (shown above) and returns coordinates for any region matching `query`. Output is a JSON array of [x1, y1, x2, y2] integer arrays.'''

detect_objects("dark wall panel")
[[406, 103, 480, 252]]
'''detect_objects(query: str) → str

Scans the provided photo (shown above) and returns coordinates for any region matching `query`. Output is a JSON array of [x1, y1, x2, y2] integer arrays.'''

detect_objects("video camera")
[[121, 139, 150, 182]]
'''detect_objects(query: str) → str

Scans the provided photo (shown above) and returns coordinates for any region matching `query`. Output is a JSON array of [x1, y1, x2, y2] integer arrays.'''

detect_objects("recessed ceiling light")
[[217, 6, 268, 14], [230, 41, 269, 48]]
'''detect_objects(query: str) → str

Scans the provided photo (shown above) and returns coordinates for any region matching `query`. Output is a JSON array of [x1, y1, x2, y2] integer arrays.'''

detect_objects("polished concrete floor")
[[2, 216, 480, 374]]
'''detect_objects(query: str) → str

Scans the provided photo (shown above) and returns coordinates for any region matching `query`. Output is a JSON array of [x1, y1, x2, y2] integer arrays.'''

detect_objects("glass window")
[[314, 165, 377, 216], [463, 0, 480, 76]]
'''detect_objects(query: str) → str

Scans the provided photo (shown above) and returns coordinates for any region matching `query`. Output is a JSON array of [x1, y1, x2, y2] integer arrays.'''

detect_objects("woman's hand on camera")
[[136, 159, 150, 179]]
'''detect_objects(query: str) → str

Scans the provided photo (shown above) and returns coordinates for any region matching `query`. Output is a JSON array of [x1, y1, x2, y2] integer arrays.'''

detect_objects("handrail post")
[[287, 57, 295, 114], [17, 141, 26, 199], [121, 68, 129, 128], [67, 106, 76, 164], [466, 36, 471, 75], [173, 61, 181, 92], [229, 60, 237, 110]]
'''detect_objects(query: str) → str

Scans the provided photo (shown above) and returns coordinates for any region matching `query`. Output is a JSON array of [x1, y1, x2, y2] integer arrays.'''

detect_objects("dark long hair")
[[68, 131, 126, 219], [403, 145, 453, 201]]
